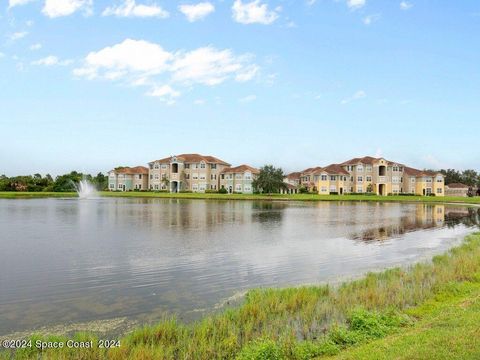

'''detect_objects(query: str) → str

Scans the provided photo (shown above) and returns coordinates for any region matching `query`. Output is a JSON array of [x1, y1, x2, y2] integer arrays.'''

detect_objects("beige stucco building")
[[299, 156, 445, 196], [219, 165, 259, 194], [108, 166, 149, 191], [148, 154, 231, 193]]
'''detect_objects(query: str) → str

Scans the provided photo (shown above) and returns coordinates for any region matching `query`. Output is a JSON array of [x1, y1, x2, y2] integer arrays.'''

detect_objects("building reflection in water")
[[350, 204, 480, 242]]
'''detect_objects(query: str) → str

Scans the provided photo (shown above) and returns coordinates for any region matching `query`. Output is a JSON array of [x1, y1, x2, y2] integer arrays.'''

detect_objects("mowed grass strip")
[[2, 191, 480, 205], [2, 233, 480, 359]]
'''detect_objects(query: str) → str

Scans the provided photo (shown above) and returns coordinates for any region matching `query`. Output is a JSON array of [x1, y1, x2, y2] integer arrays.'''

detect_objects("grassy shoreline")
[[1, 191, 480, 205], [2, 232, 480, 359]]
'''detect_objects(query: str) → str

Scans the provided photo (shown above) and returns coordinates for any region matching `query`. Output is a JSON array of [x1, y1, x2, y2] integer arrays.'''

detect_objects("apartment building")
[[148, 154, 231, 193], [299, 156, 445, 196], [108, 166, 149, 191], [219, 165, 259, 194]]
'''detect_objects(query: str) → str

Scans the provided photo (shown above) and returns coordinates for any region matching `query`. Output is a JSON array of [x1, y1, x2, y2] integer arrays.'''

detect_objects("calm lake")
[[0, 198, 479, 336]]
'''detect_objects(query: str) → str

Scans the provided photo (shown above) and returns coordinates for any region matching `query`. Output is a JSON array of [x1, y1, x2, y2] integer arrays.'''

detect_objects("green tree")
[[252, 165, 286, 194], [93, 172, 108, 191]]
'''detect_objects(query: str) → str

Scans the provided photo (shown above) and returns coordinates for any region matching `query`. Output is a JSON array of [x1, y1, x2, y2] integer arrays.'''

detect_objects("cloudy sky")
[[0, 0, 479, 175]]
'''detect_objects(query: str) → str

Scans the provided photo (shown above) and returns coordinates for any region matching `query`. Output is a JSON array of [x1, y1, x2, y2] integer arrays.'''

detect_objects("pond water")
[[0, 198, 479, 336]]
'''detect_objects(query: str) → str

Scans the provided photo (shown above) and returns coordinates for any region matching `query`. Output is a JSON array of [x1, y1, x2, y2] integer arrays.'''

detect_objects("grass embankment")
[[0, 192, 77, 199], [1, 191, 480, 205], [2, 233, 480, 360]]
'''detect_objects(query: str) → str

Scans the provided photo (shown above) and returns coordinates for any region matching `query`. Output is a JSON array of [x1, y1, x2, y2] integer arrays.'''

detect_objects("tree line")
[[0, 172, 108, 192], [1, 167, 479, 193]]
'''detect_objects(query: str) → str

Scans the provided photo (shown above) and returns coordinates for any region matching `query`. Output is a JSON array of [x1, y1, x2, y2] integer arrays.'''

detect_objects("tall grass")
[[3, 233, 480, 360]]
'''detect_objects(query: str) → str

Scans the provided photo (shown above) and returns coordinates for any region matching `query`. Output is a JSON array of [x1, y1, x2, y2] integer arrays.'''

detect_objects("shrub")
[[292, 341, 339, 359], [237, 339, 284, 360], [298, 186, 309, 194], [218, 188, 228, 194], [330, 192, 339, 195]]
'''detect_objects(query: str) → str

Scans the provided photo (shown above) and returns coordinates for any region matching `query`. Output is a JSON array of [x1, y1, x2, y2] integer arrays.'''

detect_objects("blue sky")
[[1, 0, 479, 176]]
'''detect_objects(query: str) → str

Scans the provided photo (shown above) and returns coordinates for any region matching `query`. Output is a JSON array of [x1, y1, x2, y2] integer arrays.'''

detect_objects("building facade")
[[219, 165, 259, 194], [445, 183, 470, 197], [108, 166, 149, 191], [148, 154, 231, 193], [298, 156, 445, 196]]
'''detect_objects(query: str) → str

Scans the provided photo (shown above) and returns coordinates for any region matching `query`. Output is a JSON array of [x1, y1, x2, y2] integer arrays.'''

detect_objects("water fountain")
[[74, 178, 98, 199]]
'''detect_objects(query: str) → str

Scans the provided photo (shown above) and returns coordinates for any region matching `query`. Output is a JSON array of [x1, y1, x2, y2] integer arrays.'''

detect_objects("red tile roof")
[[111, 166, 149, 175], [340, 156, 398, 166], [286, 172, 301, 180], [221, 164, 260, 174], [149, 153, 230, 166], [404, 166, 442, 177], [446, 183, 469, 189]]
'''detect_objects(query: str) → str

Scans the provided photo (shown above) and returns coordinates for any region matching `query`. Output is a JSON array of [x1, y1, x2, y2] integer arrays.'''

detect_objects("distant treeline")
[[1, 168, 479, 192], [436, 169, 480, 188], [0, 172, 108, 192]]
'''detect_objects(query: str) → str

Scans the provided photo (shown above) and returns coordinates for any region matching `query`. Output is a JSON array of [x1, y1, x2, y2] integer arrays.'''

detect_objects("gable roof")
[[286, 172, 301, 180], [110, 166, 149, 175], [221, 164, 260, 174], [321, 164, 350, 175], [149, 153, 230, 166], [340, 156, 398, 166], [404, 166, 442, 177], [446, 183, 469, 189]]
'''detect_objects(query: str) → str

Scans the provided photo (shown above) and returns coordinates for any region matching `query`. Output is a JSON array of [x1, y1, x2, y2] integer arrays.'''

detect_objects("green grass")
[[2, 233, 480, 360], [1, 191, 480, 205], [0, 192, 77, 198]]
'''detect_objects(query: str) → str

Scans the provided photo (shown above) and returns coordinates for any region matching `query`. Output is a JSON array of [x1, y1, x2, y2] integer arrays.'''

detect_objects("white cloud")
[[347, 0, 365, 10], [362, 13, 380, 25], [42, 0, 92, 18], [32, 55, 73, 66], [239, 94, 256, 103], [179, 2, 214, 22], [194, 99, 206, 105], [400, 1, 413, 10], [341, 90, 366, 104], [232, 0, 280, 25], [171, 47, 255, 86], [102, 0, 169, 18], [8, 0, 35, 8], [147, 85, 180, 104], [8, 31, 28, 41], [74, 39, 259, 102], [30, 43, 42, 50]]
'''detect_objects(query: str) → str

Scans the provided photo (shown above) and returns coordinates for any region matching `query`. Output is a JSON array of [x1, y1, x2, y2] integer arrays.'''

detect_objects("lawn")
[[1, 191, 480, 205], [2, 233, 480, 359]]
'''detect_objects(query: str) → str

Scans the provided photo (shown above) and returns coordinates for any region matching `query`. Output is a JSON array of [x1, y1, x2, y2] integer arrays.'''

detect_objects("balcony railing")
[[378, 176, 386, 183]]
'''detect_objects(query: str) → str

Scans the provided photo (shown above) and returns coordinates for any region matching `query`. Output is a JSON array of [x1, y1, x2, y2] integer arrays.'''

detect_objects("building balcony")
[[378, 176, 386, 183]]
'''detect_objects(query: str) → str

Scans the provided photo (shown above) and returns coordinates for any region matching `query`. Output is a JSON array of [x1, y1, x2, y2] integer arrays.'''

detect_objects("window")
[[330, 185, 337, 192], [155, 174, 159, 180], [330, 176, 336, 181], [192, 184, 198, 191], [185, 174, 190, 179], [192, 173, 198, 180], [426, 188, 432, 195], [211, 164, 217, 170], [411, 178, 415, 183], [221, 174, 225, 180], [321, 175, 327, 181], [235, 184, 242, 192], [200, 163, 206, 169], [436, 176, 443, 183], [109, 183, 115, 189], [161, 164, 167, 169], [235, 174, 242, 180], [162, 174, 166, 180], [199, 183, 206, 191], [200, 174, 206, 180], [154, 163, 159, 169], [366, 166, 372, 172], [211, 174, 217, 180], [185, 164, 190, 169], [154, 185, 159, 190], [357, 166, 363, 172], [350, 176, 354, 181], [137, 174, 142, 179], [437, 188, 443, 194], [109, 173, 115, 178], [245, 172, 252, 180], [150, 174, 153, 180], [244, 186, 251, 192], [357, 176, 363, 182], [366, 176, 372, 182], [357, 187, 363, 193]]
